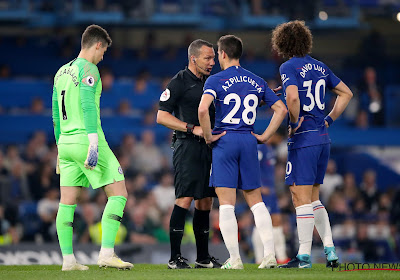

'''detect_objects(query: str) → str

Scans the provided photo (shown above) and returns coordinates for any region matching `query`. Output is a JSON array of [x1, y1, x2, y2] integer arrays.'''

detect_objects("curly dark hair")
[[271, 20, 312, 58]]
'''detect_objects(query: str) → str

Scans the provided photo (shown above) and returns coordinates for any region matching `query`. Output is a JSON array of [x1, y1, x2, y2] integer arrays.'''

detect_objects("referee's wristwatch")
[[186, 123, 195, 134]]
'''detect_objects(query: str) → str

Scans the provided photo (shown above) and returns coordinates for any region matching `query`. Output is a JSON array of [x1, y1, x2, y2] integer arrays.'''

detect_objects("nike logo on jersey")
[[172, 229, 184, 232], [190, 84, 196, 88]]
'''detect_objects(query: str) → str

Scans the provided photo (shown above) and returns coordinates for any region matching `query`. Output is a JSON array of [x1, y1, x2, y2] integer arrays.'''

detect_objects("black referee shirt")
[[159, 67, 215, 135]]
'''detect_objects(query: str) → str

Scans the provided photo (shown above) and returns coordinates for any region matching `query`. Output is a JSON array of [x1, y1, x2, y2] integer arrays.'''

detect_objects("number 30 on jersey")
[[302, 79, 326, 112]]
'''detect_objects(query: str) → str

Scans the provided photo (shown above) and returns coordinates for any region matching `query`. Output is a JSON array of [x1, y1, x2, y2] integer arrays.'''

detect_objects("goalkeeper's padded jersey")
[[52, 57, 107, 146]]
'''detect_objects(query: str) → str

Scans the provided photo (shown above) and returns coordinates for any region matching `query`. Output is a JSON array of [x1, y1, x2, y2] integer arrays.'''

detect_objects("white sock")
[[312, 200, 334, 247], [63, 254, 76, 264], [219, 204, 240, 260], [250, 202, 275, 257], [273, 226, 288, 261], [99, 247, 114, 258], [251, 227, 263, 263], [295, 204, 314, 256]]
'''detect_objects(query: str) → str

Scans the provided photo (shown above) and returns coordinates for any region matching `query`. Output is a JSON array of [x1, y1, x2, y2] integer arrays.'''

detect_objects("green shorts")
[[58, 143, 124, 189]]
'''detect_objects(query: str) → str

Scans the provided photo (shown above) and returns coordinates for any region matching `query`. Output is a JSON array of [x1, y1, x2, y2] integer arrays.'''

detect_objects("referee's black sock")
[[169, 204, 188, 260], [193, 208, 211, 261]]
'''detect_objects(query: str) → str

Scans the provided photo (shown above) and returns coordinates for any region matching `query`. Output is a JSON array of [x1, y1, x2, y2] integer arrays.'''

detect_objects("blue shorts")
[[262, 191, 280, 214], [210, 132, 261, 190], [285, 144, 330, 186]]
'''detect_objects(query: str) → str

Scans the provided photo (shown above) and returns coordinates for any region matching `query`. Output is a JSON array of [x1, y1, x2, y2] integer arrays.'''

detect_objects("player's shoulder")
[[240, 67, 264, 82], [307, 55, 327, 67], [205, 72, 221, 84], [77, 59, 99, 74], [55, 60, 72, 73], [54, 60, 75, 81], [279, 58, 296, 71]]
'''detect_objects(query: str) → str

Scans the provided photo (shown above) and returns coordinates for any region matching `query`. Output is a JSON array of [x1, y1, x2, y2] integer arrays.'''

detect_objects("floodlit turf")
[[0, 264, 399, 280]]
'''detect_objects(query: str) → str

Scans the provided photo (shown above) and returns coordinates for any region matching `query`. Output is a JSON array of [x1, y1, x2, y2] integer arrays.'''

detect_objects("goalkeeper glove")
[[84, 133, 98, 170]]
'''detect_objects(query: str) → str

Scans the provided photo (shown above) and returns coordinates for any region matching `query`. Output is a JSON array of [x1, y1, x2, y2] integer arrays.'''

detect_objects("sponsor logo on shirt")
[[160, 88, 171, 101]]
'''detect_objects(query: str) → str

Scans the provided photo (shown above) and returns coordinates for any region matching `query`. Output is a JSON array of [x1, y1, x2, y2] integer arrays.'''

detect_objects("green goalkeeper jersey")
[[52, 57, 107, 146]]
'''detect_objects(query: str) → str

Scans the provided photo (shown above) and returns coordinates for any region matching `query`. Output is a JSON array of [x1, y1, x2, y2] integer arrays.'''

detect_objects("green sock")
[[56, 203, 76, 256], [101, 196, 127, 248]]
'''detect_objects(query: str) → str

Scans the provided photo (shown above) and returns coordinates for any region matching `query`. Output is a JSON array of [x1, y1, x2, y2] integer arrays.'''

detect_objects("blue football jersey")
[[258, 144, 276, 188], [203, 66, 279, 134], [280, 55, 341, 150]]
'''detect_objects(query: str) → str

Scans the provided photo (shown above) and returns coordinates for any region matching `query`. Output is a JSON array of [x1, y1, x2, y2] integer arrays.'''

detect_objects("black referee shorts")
[[172, 137, 216, 200]]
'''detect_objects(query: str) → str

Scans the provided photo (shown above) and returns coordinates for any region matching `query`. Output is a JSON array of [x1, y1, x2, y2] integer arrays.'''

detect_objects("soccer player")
[[271, 21, 353, 268], [252, 142, 289, 265], [52, 24, 133, 271], [198, 35, 287, 269]]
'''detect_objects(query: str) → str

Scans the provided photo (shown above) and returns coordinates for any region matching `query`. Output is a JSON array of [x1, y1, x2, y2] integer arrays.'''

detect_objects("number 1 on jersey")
[[61, 90, 67, 120]]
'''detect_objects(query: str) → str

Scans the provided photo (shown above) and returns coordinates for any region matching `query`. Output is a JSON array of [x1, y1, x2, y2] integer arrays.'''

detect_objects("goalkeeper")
[[52, 24, 132, 271]]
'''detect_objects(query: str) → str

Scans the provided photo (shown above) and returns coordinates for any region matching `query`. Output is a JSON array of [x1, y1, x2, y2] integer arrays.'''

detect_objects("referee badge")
[[160, 88, 170, 101], [118, 166, 123, 174]]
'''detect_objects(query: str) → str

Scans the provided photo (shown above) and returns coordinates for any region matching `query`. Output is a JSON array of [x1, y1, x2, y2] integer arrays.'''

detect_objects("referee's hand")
[[193, 126, 204, 138]]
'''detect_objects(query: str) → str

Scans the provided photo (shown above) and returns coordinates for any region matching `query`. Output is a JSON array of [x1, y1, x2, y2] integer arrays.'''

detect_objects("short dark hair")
[[188, 39, 213, 59], [217, 35, 242, 60], [81, 24, 112, 49], [271, 20, 312, 58]]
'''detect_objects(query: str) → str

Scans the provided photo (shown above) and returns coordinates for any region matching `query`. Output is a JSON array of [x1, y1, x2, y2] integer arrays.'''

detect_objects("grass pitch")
[[1, 264, 399, 280]]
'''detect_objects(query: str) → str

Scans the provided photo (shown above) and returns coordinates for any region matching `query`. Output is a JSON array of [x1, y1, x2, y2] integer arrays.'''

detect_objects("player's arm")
[[325, 81, 353, 127], [198, 94, 214, 144], [278, 63, 302, 133], [52, 86, 61, 144], [252, 100, 287, 143], [198, 93, 226, 145], [80, 69, 99, 170], [52, 86, 61, 174], [259, 86, 282, 107], [285, 84, 305, 136], [285, 85, 300, 126]]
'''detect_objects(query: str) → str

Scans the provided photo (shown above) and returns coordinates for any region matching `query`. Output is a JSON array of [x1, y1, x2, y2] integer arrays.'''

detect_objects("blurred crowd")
[[0, 25, 391, 128], [16, 0, 398, 20], [3, 0, 319, 20], [0, 126, 399, 263]]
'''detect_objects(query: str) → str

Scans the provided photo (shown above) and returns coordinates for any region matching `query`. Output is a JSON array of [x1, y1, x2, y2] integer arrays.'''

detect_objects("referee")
[[157, 39, 225, 269]]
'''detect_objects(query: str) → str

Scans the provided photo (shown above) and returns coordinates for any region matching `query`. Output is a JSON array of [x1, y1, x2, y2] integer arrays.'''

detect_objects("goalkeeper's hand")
[[84, 133, 99, 170], [56, 154, 60, 174]]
